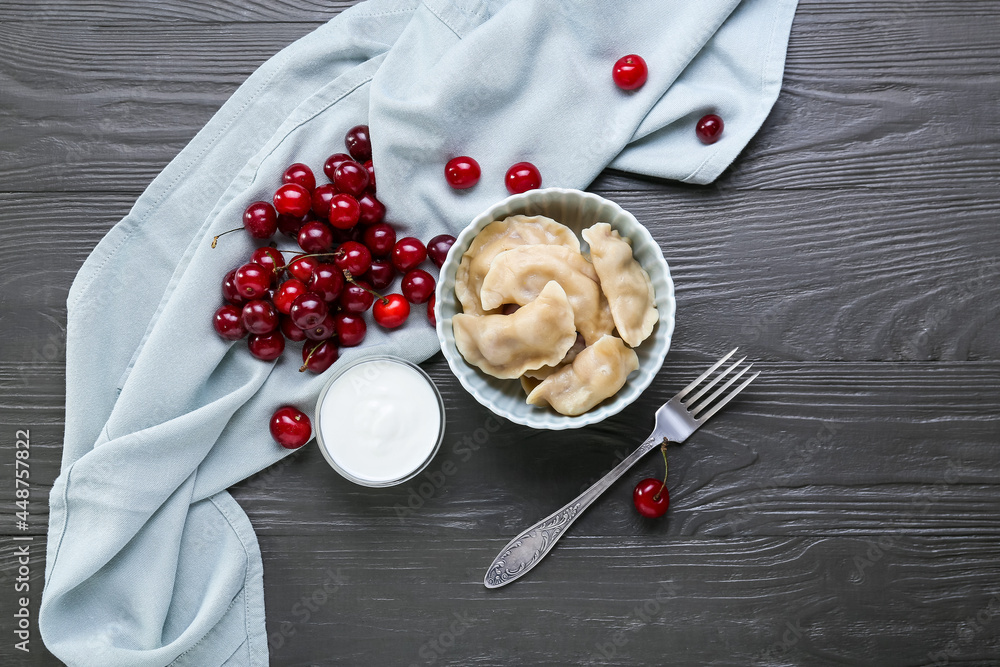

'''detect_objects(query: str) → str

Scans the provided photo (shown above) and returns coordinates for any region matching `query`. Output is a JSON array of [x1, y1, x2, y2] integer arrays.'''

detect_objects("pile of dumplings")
[[452, 215, 658, 416]]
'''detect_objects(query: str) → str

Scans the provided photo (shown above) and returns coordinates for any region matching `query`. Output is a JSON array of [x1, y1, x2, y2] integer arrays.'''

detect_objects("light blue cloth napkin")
[[40, 0, 797, 664]]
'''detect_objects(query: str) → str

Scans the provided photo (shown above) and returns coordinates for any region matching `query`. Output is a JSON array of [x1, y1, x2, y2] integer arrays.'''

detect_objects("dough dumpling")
[[453, 281, 577, 379], [526, 335, 639, 416], [455, 215, 579, 315], [582, 223, 658, 347], [479, 245, 614, 345]]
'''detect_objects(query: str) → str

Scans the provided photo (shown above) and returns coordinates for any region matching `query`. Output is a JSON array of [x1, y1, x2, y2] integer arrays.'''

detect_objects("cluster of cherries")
[[210, 124, 455, 449]]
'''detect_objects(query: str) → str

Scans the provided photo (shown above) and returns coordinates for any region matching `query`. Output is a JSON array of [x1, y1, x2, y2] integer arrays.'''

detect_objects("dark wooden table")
[[2, 1, 999, 665]]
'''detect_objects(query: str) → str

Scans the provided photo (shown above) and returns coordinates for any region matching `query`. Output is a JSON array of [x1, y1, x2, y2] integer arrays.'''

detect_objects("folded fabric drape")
[[40, 0, 797, 664]]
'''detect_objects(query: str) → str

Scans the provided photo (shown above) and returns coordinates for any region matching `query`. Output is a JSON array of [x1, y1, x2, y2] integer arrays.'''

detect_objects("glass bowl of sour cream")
[[314, 356, 445, 487]]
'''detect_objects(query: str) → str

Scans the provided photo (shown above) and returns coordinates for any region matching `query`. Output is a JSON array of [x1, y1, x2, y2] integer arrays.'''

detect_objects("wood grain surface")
[[1, 0, 998, 666]]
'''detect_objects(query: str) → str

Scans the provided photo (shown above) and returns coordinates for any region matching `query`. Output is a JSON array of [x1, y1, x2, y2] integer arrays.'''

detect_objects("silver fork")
[[484, 348, 758, 588]]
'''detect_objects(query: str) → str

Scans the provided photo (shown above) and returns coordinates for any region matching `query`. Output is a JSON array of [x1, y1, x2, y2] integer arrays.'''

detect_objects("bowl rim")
[[434, 187, 675, 430]]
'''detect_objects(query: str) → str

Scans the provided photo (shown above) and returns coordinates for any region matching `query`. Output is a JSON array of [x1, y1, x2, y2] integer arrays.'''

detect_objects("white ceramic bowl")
[[435, 188, 675, 430]]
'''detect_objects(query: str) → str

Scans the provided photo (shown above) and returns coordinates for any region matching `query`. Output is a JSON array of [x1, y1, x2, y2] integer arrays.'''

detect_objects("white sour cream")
[[316, 357, 443, 485]]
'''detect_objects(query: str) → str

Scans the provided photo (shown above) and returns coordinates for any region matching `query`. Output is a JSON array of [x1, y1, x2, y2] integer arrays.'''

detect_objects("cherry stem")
[[274, 252, 334, 273], [299, 345, 318, 373], [211, 227, 242, 249], [652, 439, 669, 502], [342, 270, 388, 304]]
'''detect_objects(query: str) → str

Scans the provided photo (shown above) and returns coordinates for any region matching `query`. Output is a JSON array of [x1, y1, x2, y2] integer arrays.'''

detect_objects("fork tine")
[[674, 348, 738, 400], [685, 356, 747, 407], [690, 362, 751, 416], [693, 370, 760, 422]]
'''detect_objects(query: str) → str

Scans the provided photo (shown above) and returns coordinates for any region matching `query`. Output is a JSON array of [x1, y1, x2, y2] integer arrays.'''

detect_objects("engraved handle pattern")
[[484, 434, 663, 588]]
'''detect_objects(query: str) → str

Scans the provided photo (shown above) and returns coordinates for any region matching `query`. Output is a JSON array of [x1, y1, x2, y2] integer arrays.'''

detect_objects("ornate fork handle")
[[484, 434, 664, 588]]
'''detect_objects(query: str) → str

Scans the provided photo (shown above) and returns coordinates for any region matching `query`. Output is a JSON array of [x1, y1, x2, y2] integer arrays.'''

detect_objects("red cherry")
[[222, 269, 247, 306], [345, 124, 372, 162], [363, 160, 376, 192], [612, 54, 648, 91], [339, 281, 375, 313], [362, 223, 396, 257], [276, 213, 307, 238], [234, 263, 270, 299], [426, 234, 456, 268], [241, 300, 279, 335], [250, 247, 284, 284], [298, 220, 334, 253], [333, 162, 369, 197], [273, 183, 311, 217], [365, 259, 396, 290], [357, 193, 386, 225], [323, 153, 353, 182], [333, 312, 367, 347], [696, 114, 724, 145], [243, 201, 278, 239], [308, 263, 345, 302], [213, 304, 247, 340], [505, 162, 541, 194], [273, 278, 307, 314], [287, 256, 319, 282], [282, 163, 316, 191], [301, 340, 339, 374], [248, 332, 285, 361], [444, 156, 481, 189], [280, 314, 307, 342], [328, 194, 361, 230], [391, 237, 427, 272], [427, 294, 436, 327], [289, 292, 328, 329], [632, 478, 669, 518], [304, 313, 336, 341], [373, 294, 410, 328], [269, 406, 312, 449], [311, 183, 338, 218], [335, 241, 372, 276], [401, 269, 435, 304]]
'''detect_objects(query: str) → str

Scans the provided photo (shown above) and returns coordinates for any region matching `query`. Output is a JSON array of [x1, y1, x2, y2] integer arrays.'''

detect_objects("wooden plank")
[[0, 4, 998, 193]]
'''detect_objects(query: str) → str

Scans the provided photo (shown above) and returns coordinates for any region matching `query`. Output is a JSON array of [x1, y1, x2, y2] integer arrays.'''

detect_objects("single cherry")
[[241, 300, 279, 335], [696, 114, 724, 145], [633, 478, 670, 518], [362, 223, 396, 257], [242, 201, 278, 239], [282, 163, 316, 192], [289, 292, 328, 329], [308, 263, 345, 302], [213, 304, 247, 340], [269, 406, 312, 449], [505, 162, 541, 194], [444, 156, 481, 189], [333, 312, 367, 347], [339, 281, 375, 313], [363, 160, 375, 192], [298, 220, 335, 253], [280, 314, 307, 342], [311, 183, 338, 218], [276, 213, 307, 238], [248, 332, 285, 361], [301, 340, 338, 374], [233, 263, 271, 299], [365, 259, 395, 290], [333, 162, 369, 197], [357, 193, 385, 225], [401, 269, 435, 304], [273, 183, 312, 217], [250, 247, 284, 284], [426, 234, 456, 268], [304, 313, 336, 341], [287, 256, 319, 282], [222, 269, 247, 306], [345, 124, 372, 162], [427, 294, 436, 327], [373, 294, 410, 328], [335, 241, 372, 276], [273, 278, 307, 314], [612, 54, 648, 91], [391, 237, 427, 272], [323, 153, 353, 182], [328, 194, 361, 230]]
